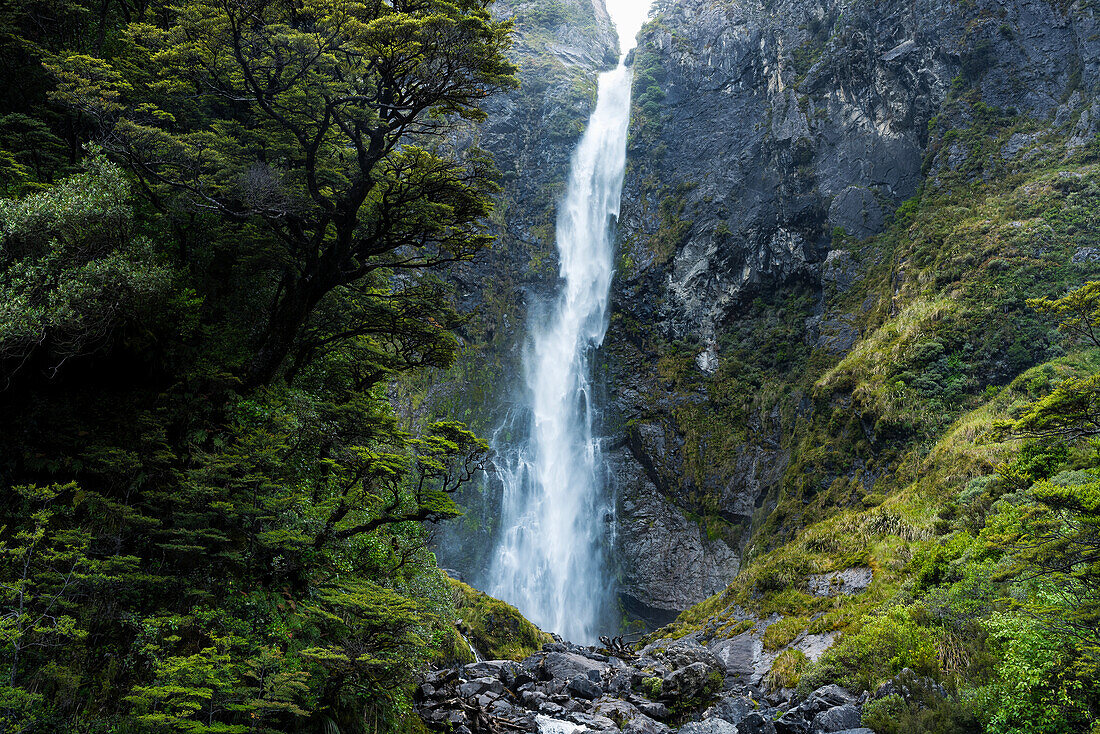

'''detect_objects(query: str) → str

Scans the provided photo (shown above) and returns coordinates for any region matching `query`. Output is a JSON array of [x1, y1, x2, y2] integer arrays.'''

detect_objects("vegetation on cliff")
[[648, 87, 1100, 732]]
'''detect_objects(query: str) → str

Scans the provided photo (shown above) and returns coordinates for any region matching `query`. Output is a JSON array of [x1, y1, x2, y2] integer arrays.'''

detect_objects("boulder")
[[775, 710, 810, 734], [566, 675, 602, 701], [679, 719, 738, 734], [622, 715, 672, 734], [811, 704, 861, 733], [662, 661, 718, 701], [703, 695, 755, 726], [539, 651, 607, 681], [635, 699, 669, 720], [738, 713, 778, 734], [800, 685, 856, 714], [456, 677, 503, 698]]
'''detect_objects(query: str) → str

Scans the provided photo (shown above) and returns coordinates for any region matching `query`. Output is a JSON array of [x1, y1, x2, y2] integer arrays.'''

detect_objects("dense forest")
[[0, 0, 517, 731], [5, 0, 1100, 733]]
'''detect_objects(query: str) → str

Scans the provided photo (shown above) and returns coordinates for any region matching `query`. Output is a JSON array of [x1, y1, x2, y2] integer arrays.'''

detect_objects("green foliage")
[[800, 607, 940, 694], [641, 676, 662, 699], [0, 153, 185, 371], [448, 578, 552, 661], [762, 616, 808, 651], [975, 608, 1097, 734], [48, 0, 517, 388], [0, 1, 513, 732], [764, 648, 809, 691], [861, 681, 978, 734]]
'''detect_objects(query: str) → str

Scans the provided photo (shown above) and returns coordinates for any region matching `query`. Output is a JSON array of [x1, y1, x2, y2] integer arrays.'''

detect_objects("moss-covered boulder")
[[448, 578, 553, 661]]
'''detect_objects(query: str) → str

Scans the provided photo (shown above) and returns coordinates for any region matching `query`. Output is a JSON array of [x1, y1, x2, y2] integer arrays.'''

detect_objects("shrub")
[[642, 676, 662, 699], [766, 648, 810, 691], [861, 687, 978, 734], [799, 607, 940, 694]]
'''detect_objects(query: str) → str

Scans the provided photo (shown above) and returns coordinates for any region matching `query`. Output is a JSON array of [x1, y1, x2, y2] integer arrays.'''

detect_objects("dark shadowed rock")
[[703, 695, 755, 726], [737, 712, 778, 734], [566, 675, 602, 700]]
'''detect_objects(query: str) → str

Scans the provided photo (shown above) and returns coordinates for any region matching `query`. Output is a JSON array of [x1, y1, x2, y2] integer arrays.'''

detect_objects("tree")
[[49, 0, 517, 387], [1028, 281, 1100, 350], [0, 1, 511, 730], [0, 153, 184, 381]]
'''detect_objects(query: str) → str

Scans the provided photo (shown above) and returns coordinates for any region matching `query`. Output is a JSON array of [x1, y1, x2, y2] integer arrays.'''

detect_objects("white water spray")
[[485, 3, 646, 643]]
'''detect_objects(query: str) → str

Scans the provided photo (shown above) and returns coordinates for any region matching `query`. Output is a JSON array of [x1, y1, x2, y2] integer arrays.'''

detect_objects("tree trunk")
[[244, 282, 320, 389]]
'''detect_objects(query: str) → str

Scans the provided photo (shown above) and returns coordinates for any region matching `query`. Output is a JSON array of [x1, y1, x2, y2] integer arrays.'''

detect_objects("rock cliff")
[[603, 0, 1100, 624]]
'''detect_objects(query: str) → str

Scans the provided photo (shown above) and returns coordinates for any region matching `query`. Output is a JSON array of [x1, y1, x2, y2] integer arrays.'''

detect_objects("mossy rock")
[[448, 577, 553, 661]]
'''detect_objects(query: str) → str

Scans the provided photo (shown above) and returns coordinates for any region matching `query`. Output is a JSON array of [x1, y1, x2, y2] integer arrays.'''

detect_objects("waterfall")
[[484, 2, 646, 644]]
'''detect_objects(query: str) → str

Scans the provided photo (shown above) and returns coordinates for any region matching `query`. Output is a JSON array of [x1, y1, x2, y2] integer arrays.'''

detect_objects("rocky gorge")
[[431, 0, 1100, 628], [423, 0, 1100, 729]]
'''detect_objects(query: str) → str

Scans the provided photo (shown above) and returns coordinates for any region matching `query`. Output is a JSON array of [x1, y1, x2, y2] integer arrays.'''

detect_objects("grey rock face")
[[707, 632, 777, 686], [598, 0, 1100, 622], [611, 446, 741, 623], [808, 568, 874, 597]]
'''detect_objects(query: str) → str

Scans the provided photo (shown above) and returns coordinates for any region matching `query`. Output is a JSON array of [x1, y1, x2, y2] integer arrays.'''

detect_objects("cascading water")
[[483, 2, 648, 643]]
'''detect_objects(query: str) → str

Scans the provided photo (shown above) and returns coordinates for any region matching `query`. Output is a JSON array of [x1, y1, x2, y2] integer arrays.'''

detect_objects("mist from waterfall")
[[483, 3, 645, 643]]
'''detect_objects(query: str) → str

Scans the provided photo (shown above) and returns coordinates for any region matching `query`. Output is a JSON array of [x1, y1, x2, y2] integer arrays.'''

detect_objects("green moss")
[[448, 578, 553, 661]]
